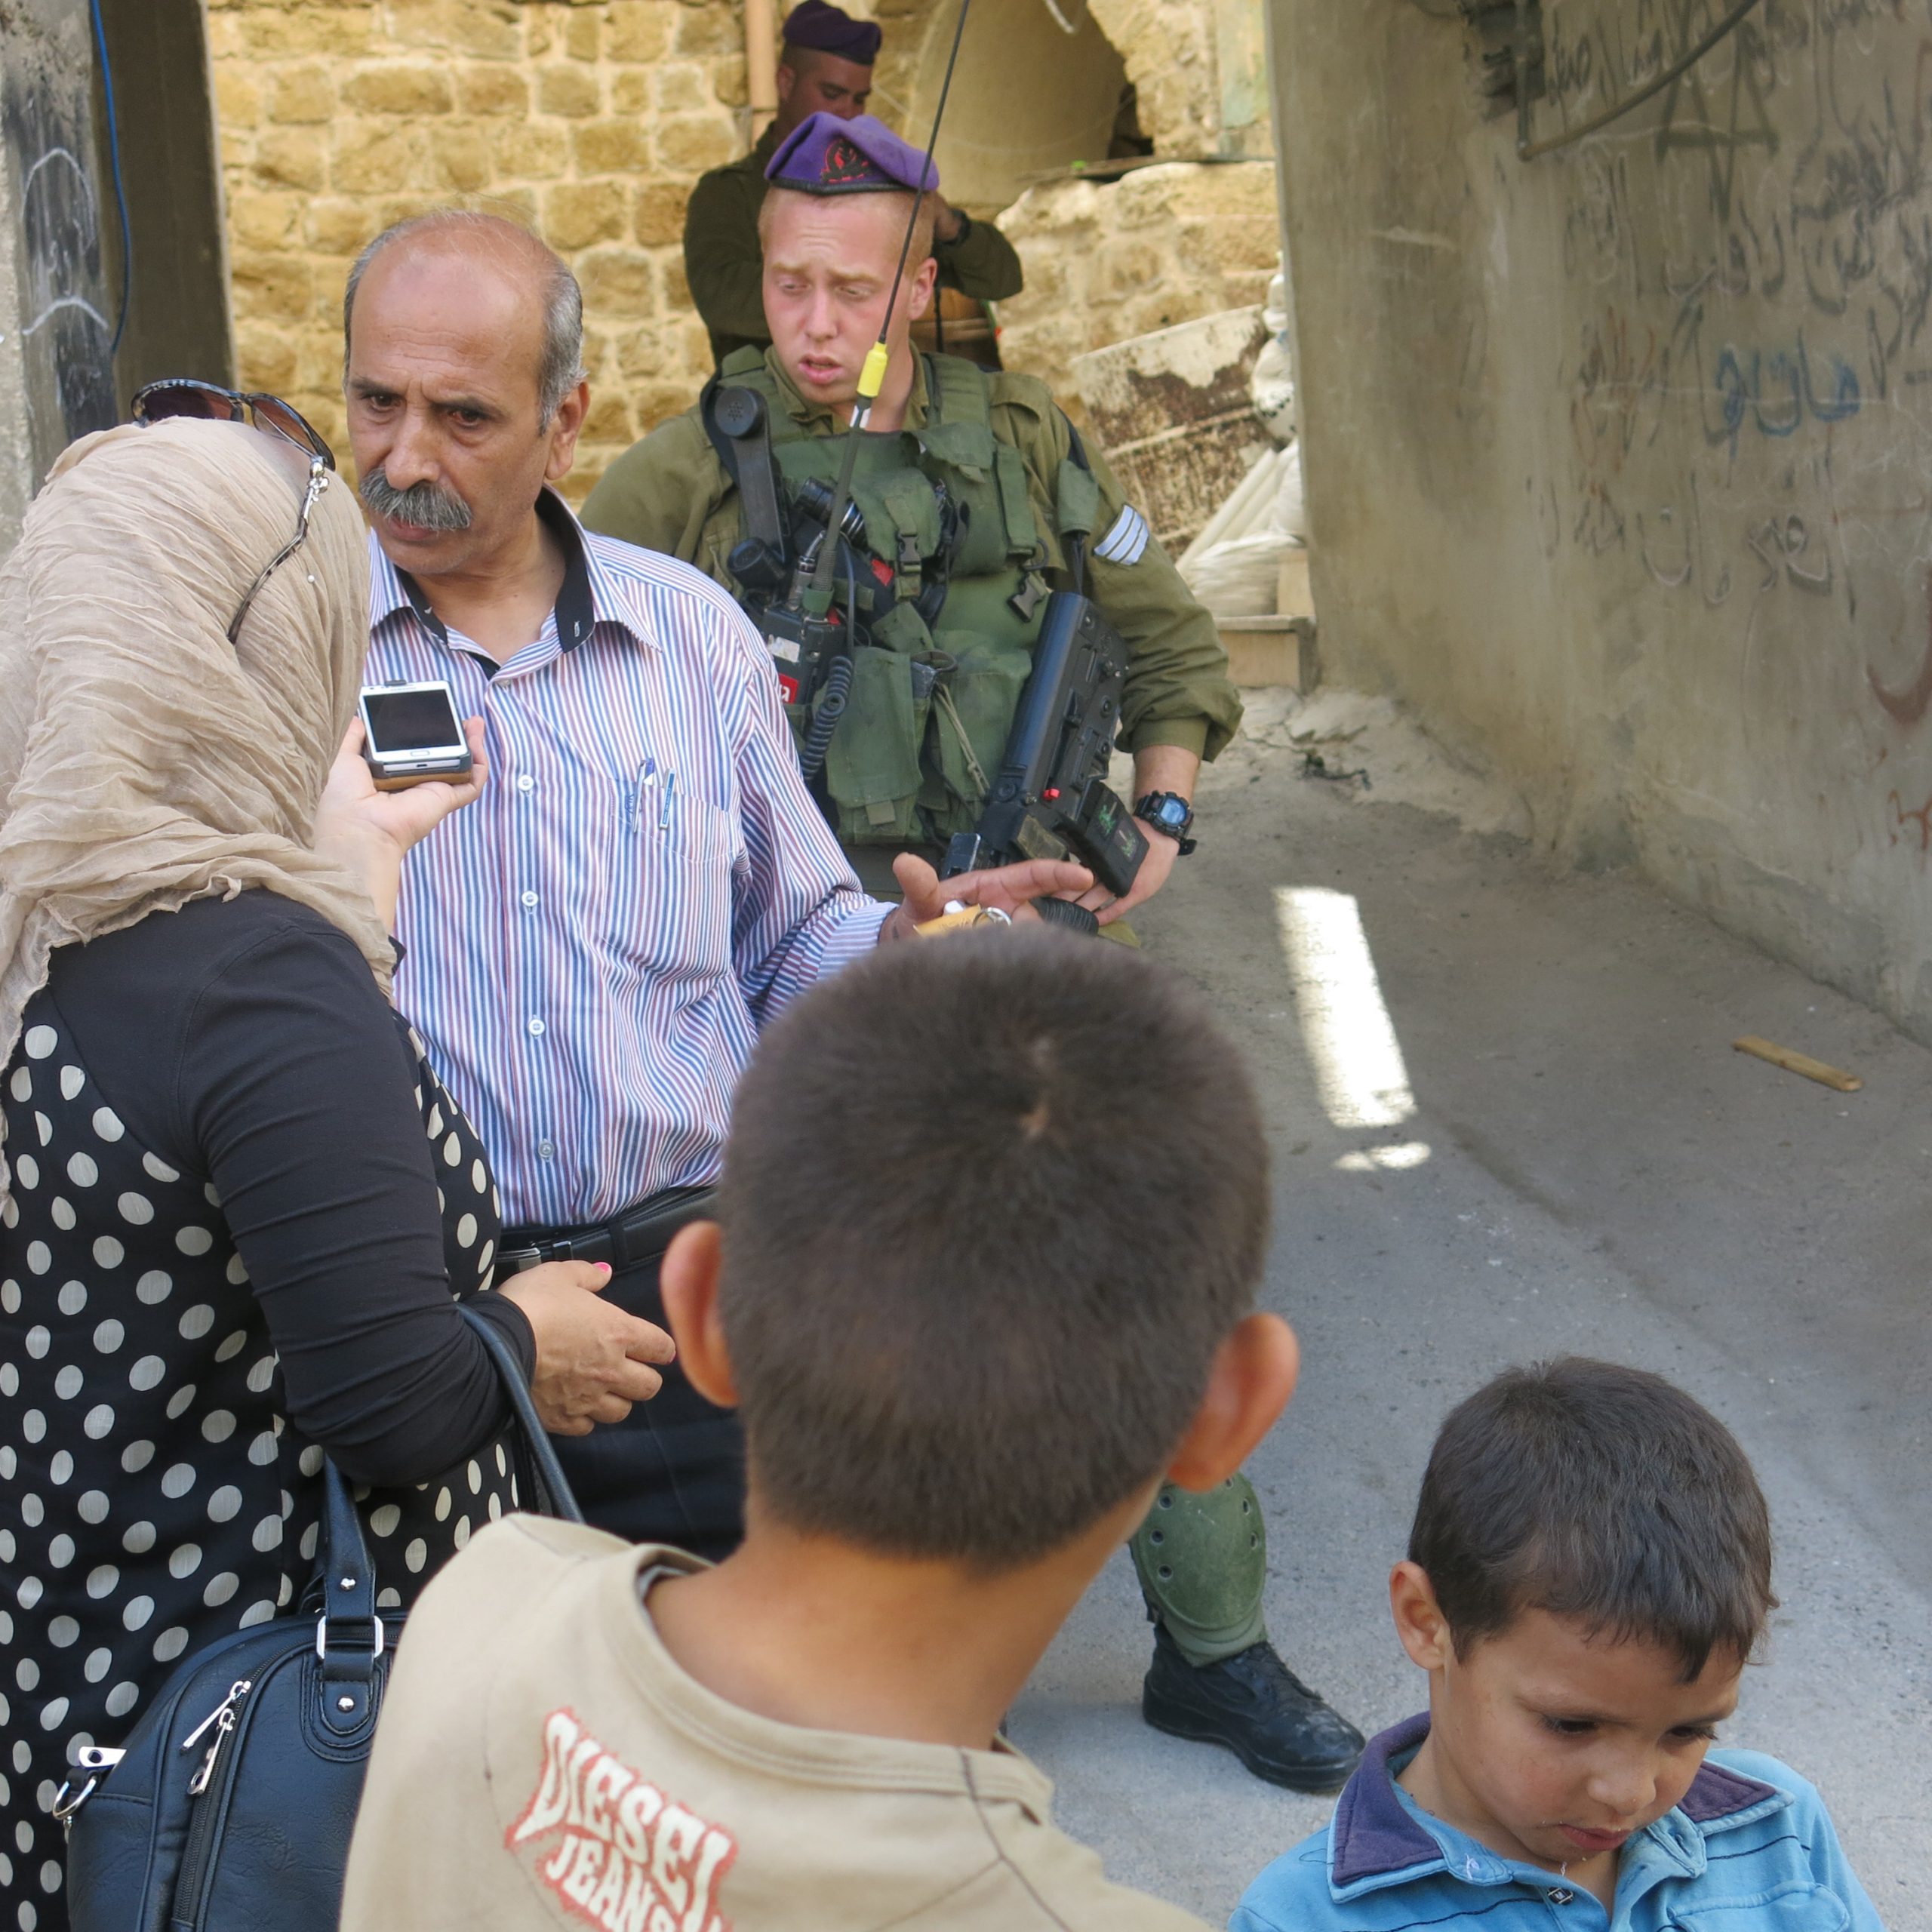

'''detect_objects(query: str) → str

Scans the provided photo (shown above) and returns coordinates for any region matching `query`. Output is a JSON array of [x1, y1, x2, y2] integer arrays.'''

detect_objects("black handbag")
[[57, 1307, 580, 1932]]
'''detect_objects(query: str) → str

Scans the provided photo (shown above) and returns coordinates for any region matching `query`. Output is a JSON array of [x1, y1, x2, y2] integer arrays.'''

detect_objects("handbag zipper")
[[181, 1678, 252, 1794], [169, 1678, 254, 1928]]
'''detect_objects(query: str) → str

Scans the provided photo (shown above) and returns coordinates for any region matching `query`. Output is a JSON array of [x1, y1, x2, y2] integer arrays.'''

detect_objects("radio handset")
[[715, 387, 790, 595], [705, 383, 854, 774]]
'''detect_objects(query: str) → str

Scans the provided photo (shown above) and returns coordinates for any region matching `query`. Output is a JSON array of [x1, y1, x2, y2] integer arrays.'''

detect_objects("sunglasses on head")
[[130, 380, 339, 644]]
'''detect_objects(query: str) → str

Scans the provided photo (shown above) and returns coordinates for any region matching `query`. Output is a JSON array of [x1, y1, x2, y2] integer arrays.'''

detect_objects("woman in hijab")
[[0, 407, 672, 1930]]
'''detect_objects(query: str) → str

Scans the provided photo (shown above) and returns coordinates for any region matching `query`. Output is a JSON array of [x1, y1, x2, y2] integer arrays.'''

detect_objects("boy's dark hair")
[[1409, 1358, 1776, 1678], [717, 930, 1270, 1570]]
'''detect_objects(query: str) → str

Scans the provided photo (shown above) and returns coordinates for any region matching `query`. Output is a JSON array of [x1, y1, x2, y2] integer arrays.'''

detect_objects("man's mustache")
[[358, 466, 473, 532]]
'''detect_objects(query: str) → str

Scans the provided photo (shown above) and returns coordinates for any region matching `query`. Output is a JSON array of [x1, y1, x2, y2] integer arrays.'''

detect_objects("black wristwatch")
[[1134, 791, 1198, 855]]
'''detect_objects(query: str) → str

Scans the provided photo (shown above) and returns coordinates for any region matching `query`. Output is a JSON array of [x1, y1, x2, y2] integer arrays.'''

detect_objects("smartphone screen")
[[361, 684, 466, 756]]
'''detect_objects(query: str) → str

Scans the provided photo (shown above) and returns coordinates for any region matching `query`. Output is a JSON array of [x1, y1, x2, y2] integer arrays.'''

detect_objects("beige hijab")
[[0, 416, 391, 1200]]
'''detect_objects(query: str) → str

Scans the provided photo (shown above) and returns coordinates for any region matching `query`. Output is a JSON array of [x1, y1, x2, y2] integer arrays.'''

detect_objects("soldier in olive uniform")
[[684, 0, 1023, 368], [586, 113, 1364, 1792]]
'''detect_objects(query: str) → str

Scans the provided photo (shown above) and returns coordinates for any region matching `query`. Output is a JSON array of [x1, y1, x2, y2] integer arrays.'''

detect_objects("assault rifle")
[[941, 589, 1148, 936]]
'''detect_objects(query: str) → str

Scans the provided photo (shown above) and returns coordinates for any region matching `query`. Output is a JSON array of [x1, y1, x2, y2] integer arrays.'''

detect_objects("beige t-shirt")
[[341, 1517, 1212, 1932]]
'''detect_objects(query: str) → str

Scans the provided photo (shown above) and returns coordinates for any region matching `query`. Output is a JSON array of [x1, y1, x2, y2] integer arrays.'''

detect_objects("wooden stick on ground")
[[1733, 1035, 1863, 1094]]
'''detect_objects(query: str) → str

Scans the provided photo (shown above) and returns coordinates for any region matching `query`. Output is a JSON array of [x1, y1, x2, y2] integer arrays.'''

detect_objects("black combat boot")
[[1141, 1623, 1364, 1792]]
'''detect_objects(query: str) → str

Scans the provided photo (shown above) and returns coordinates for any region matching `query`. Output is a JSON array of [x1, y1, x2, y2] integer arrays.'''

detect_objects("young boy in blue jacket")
[[1234, 1358, 1884, 1932]]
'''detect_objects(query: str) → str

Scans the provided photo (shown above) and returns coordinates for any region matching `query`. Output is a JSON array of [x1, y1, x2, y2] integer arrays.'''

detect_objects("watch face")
[[1153, 798, 1189, 831]]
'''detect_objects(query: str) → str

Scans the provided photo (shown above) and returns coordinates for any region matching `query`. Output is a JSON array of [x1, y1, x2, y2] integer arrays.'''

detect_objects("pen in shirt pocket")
[[634, 757, 678, 832]]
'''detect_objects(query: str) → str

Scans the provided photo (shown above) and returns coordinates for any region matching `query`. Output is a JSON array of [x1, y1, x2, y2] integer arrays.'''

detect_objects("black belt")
[[497, 1186, 718, 1278]]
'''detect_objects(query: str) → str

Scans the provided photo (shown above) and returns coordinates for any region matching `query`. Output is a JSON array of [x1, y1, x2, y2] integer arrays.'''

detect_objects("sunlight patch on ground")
[[1274, 884, 1430, 1171]]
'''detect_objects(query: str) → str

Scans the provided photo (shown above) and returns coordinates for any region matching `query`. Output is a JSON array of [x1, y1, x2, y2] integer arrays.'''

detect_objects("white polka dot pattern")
[[2, 1003, 509, 1925]]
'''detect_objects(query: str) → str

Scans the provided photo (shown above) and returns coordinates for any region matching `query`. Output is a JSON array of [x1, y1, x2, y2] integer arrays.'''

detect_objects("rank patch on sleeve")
[[1094, 504, 1150, 566]]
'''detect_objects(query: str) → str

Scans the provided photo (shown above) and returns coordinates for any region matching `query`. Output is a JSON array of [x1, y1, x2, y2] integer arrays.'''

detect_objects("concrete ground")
[[1005, 694, 1930, 1927]]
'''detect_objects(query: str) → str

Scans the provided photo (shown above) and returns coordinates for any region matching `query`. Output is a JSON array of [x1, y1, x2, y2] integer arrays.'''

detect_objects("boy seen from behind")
[[1235, 1358, 1883, 1932], [343, 931, 1300, 1931]]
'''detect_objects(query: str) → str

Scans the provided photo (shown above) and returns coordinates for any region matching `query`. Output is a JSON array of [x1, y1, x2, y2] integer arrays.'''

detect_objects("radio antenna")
[[805, 0, 974, 607]]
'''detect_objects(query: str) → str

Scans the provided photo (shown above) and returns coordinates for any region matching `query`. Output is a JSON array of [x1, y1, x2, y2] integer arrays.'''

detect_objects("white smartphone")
[[358, 681, 474, 792]]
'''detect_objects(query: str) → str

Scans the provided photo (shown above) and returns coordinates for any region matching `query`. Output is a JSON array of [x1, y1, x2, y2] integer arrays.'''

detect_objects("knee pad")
[[1130, 1472, 1267, 1660]]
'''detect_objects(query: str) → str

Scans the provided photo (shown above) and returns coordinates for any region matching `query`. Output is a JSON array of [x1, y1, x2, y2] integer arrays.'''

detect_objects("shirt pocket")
[[1666, 1880, 1850, 1932], [617, 791, 742, 989]]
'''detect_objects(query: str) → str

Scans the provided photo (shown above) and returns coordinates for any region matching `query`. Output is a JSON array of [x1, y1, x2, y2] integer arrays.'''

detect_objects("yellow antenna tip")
[[859, 341, 891, 400]]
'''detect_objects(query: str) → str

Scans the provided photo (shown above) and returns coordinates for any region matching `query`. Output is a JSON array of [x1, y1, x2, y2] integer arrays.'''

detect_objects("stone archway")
[[873, 0, 1226, 215], [915, 0, 1130, 214]]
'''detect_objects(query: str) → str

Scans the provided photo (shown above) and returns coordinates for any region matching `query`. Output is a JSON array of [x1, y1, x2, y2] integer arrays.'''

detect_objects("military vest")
[[714, 349, 1102, 848]]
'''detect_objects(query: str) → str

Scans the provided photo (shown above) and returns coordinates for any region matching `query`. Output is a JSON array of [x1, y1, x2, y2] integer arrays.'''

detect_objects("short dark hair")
[[1409, 1358, 1777, 1678], [716, 931, 1271, 1570]]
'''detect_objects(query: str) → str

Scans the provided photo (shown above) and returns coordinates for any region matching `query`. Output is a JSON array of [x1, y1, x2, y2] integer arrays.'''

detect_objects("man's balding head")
[[341, 209, 590, 585], [343, 211, 584, 427]]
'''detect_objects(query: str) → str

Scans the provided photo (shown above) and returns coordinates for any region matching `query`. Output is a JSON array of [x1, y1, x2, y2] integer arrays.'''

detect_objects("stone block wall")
[[870, 0, 1280, 419], [206, 0, 747, 501], [994, 159, 1278, 421], [206, 0, 1281, 500]]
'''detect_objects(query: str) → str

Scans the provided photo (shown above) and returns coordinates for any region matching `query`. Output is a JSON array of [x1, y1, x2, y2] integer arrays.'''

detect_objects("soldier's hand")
[[878, 853, 1094, 942], [1085, 820, 1181, 926]]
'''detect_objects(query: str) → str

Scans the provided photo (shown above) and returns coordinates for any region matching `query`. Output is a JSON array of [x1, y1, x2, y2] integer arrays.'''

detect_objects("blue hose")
[[89, 0, 133, 355]]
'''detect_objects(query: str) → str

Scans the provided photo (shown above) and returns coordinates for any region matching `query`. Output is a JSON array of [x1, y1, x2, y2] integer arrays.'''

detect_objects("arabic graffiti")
[[1711, 335, 1860, 452], [1543, 0, 1932, 864]]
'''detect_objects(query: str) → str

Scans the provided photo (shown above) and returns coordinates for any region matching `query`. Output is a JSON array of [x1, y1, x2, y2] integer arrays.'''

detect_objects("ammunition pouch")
[[823, 645, 931, 844], [703, 351, 1105, 848]]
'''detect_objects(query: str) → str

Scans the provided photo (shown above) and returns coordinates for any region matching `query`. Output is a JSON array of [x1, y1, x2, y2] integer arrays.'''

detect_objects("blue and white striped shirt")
[[365, 494, 889, 1229]]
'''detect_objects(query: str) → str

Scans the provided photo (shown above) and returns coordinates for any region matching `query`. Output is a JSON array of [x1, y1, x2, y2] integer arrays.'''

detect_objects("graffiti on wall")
[[3, 48, 116, 482], [1546, 0, 1932, 859], [1547, 0, 1786, 220]]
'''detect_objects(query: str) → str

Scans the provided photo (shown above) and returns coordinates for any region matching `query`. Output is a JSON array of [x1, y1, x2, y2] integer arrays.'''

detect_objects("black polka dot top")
[[1, 892, 531, 1932]]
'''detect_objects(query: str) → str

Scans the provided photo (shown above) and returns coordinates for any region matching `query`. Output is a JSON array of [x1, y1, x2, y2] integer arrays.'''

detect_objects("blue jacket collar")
[[1329, 1714, 1787, 1895]]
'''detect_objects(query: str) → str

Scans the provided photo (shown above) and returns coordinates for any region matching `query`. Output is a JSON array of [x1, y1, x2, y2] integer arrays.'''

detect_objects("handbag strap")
[[316, 1460, 385, 1732], [460, 1302, 586, 1524], [305, 1307, 580, 1736], [318, 1459, 380, 1623], [308, 1306, 583, 1617]]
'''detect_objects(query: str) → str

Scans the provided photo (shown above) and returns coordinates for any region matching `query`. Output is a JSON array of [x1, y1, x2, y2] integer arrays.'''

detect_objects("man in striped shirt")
[[345, 211, 1086, 1553]]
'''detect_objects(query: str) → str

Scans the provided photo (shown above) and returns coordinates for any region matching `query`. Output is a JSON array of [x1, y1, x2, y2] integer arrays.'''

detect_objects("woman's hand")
[[497, 1261, 678, 1435], [313, 717, 489, 930]]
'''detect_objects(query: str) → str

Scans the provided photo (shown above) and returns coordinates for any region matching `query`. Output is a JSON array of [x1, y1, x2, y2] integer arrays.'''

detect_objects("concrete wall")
[[1269, 0, 1932, 1039], [875, 0, 1243, 192], [0, 0, 116, 555]]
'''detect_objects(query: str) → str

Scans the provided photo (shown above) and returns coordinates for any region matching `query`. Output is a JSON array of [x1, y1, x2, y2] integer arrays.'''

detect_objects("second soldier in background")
[[587, 112, 1365, 1792], [684, 0, 1023, 368]]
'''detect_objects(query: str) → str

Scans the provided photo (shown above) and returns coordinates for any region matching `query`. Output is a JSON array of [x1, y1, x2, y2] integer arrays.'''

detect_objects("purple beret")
[[766, 111, 939, 196], [780, 0, 882, 63]]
